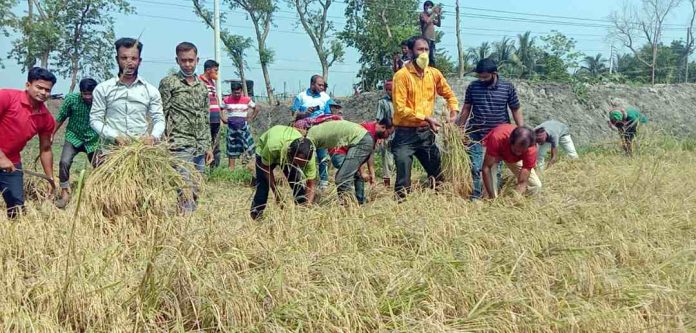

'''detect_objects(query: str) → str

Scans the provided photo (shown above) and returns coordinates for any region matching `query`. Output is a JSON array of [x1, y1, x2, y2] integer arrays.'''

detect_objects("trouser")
[[250, 155, 308, 220], [331, 154, 366, 204], [58, 141, 97, 189], [317, 148, 329, 183], [469, 142, 502, 200], [334, 133, 373, 203], [391, 127, 443, 198], [486, 161, 542, 196], [172, 151, 206, 213], [1, 163, 24, 219], [210, 122, 222, 168], [379, 138, 394, 180], [428, 39, 436, 67], [536, 134, 579, 170]]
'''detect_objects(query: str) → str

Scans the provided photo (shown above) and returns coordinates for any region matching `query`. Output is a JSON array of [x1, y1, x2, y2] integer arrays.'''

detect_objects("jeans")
[[391, 127, 443, 198], [379, 138, 394, 180], [210, 122, 222, 168], [331, 154, 366, 204], [59, 141, 97, 189], [332, 134, 373, 204], [316, 148, 329, 183], [1, 163, 24, 218], [469, 142, 502, 200], [428, 39, 437, 67], [250, 155, 308, 220], [173, 151, 206, 213]]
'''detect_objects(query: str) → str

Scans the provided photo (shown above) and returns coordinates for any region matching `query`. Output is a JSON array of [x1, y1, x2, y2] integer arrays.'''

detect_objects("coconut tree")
[[580, 53, 608, 77], [466, 42, 492, 65], [516, 31, 538, 78]]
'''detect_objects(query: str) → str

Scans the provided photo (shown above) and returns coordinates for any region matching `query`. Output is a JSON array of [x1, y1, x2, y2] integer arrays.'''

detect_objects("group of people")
[[0, 30, 648, 220]]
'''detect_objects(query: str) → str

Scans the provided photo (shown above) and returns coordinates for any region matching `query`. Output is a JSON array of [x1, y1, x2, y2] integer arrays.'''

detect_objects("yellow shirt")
[[392, 63, 459, 127]]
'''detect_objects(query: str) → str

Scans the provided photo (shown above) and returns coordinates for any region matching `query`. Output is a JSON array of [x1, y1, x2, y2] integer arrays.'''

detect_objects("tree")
[[0, 0, 18, 68], [340, 0, 419, 90], [9, 0, 67, 70], [434, 50, 457, 77], [466, 42, 492, 65], [288, 0, 344, 81], [515, 31, 540, 79], [610, 0, 682, 84], [579, 54, 608, 77], [683, 0, 696, 82], [229, 0, 277, 104]]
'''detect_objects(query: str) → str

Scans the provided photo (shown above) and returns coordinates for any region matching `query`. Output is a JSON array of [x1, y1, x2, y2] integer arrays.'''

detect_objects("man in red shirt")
[[481, 124, 541, 198], [0, 67, 58, 218]]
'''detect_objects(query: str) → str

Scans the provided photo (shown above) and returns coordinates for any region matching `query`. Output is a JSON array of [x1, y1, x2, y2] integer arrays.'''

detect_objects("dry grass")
[[440, 123, 473, 198], [1, 133, 695, 332]]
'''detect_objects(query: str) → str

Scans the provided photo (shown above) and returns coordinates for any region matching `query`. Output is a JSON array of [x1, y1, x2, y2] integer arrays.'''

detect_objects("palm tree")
[[492, 37, 515, 65], [516, 31, 538, 78], [466, 42, 492, 66], [580, 53, 608, 77]]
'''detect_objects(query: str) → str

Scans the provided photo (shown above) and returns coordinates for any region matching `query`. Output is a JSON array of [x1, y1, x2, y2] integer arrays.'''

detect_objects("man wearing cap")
[[458, 58, 524, 200], [392, 36, 459, 199], [608, 100, 647, 156], [376, 80, 395, 186], [534, 120, 579, 170]]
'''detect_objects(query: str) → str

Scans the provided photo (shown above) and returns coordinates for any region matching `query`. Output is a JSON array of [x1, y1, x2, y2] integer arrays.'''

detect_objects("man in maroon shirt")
[[0, 67, 57, 218], [481, 124, 542, 198]]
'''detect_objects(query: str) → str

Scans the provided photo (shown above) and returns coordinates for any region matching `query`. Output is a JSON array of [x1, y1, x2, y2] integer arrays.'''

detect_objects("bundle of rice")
[[440, 123, 473, 197], [84, 142, 201, 218]]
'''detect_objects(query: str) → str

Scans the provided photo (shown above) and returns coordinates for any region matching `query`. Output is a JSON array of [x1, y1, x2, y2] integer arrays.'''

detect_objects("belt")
[[396, 125, 431, 132]]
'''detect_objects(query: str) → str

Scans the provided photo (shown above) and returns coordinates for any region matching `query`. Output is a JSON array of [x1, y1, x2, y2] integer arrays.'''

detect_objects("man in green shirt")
[[54, 78, 100, 207], [608, 100, 648, 156], [159, 42, 213, 213], [251, 125, 317, 220], [307, 120, 374, 203]]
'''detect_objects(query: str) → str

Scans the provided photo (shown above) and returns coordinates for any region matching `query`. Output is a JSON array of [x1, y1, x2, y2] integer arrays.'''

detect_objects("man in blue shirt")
[[291, 74, 333, 189], [458, 58, 524, 200]]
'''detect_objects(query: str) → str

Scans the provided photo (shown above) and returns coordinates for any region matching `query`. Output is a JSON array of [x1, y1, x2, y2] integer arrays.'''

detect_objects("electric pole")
[[609, 45, 614, 75], [455, 0, 465, 78], [214, 0, 222, 102]]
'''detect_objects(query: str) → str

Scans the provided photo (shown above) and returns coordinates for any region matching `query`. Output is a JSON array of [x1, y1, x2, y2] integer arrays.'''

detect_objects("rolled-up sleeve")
[[90, 84, 119, 140], [148, 88, 165, 138]]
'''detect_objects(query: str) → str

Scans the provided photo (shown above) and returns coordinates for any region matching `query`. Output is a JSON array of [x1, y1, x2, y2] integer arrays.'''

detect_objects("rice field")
[[1, 131, 695, 332]]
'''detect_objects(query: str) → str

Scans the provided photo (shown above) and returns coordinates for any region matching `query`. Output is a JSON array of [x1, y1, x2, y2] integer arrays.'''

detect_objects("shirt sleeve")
[[0, 90, 12, 116], [393, 71, 425, 122], [464, 84, 473, 105], [291, 95, 304, 113], [483, 136, 501, 160], [435, 71, 460, 111], [322, 98, 333, 115], [90, 84, 120, 140], [522, 146, 537, 169], [56, 95, 71, 122], [551, 134, 560, 148], [148, 87, 166, 138], [303, 149, 317, 180], [39, 114, 57, 136], [158, 77, 172, 120], [507, 84, 521, 109]]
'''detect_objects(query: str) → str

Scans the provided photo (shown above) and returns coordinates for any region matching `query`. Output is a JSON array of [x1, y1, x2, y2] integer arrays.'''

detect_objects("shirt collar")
[[115, 75, 145, 87], [176, 71, 199, 82], [20, 90, 46, 112], [306, 88, 321, 97], [406, 62, 430, 76]]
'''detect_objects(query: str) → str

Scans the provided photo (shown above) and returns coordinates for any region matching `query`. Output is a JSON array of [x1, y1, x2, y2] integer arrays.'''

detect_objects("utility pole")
[[687, 27, 692, 83], [455, 0, 465, 78], [214, 0, 222, 102], [609, 45, 614, 75]]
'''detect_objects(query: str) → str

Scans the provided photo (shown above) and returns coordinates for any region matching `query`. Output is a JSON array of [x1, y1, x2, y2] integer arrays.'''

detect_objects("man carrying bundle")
[[392, 36, 459, 200], [481, 124, 541, 198], [159, 41, 213, 213], [0, 67, 58, 218], [54, 78, 101, 208], [251, 126, 317, 220], [608, 100, 648, 156], [90, 37, 165, 147], [534, 120, 578, 170]]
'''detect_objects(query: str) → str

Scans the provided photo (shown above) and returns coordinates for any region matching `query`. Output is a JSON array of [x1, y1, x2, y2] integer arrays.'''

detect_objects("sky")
[[1, 0, 694, 97]]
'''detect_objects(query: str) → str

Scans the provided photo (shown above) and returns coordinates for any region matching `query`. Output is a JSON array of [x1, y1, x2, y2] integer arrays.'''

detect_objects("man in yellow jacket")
[[392, 36, 459, 199]]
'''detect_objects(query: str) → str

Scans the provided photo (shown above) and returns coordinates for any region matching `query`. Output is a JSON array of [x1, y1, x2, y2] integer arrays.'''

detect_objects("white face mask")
[[416, 52, 429, 69]]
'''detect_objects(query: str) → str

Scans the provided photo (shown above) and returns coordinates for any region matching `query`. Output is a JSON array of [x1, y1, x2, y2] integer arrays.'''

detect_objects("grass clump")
[[440, 123, 473, 197]]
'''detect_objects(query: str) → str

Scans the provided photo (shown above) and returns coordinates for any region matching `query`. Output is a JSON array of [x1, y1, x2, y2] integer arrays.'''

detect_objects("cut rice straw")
[[440, 123, 473, 197]]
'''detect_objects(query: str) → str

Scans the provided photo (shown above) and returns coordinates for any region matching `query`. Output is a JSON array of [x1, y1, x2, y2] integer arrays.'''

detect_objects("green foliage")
[[222, 33, 253, 76], [207, 167, 254, 184], [434, 50, 456, 76]]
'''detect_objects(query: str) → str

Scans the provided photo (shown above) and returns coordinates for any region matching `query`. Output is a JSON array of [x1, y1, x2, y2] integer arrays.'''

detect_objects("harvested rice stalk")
[[441, 123, 473, 197], [84, 142, 201, 218]]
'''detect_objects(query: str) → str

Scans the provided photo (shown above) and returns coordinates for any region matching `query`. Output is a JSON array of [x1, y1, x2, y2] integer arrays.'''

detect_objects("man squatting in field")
[[53, 78, 101, 208], [534, 120, 579, 170], [391, 36, 459, 200], [0, 67, 58, 218], [481, 124, 541, 198], [159, 41, 213, 213]]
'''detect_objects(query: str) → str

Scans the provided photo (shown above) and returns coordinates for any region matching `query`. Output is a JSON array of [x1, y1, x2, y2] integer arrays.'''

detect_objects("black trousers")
[[250, 155, 307, 220], [428, 40, 437, 67], [0, 163, 23, 218], [58, 141, 97, 189], [391, 127, 443, 198]]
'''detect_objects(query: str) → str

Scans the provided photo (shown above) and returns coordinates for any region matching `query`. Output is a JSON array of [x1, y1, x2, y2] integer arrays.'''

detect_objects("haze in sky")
[[0, 0, 693, 97]]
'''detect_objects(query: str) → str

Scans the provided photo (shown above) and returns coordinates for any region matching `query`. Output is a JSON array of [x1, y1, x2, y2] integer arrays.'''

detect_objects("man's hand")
[[115, 136, 130, 146], [141, 136, 156, 146], [0, 156, 16, 172], [425, 116, 442, 133], [447, 110, 458, 123], [205, 150, 214, 165]]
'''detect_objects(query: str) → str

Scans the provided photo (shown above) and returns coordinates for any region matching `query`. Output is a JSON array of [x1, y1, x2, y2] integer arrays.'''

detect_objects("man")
[[534, 120, 579, 170], [159, 41, 213, 213], [329, 118, 394, 204], [222, 82, 259, 170], [0, 67, 57, 218], [608, 100, 648, 156], [482, 124, 542, 198], [54, 78, 100, 208], [392, 36, 459, 199], [459, 58, 523, 200], [392, 39, 412, 73], [90, 37, 165, 147], [251, 125, 317, 220], [376, 80, 395, 186], [419, 1, 441, 67], [291, 74, 334, 190], [199, 60, 222, 167], [307, 119, 380, 203]]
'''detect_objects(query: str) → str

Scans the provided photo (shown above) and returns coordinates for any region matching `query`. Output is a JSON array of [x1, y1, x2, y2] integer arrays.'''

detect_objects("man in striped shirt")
[[199, 60, 222, 167], [222, 82, 259, 170], [458, 58, 524, 200]]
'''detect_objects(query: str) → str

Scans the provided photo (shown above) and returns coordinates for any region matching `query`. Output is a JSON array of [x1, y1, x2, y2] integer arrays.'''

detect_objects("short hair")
[[534, 127, 546, 135], [378, 117, 393, 128], [288, 137, 314, 160], [176, 42, 198, 55], [384, 80, 393, 90], [231, 82, 243, 91], [510, 126, 536, 147], [204, 60, 219, 71], [400, 39, 409, 47], [407, 36, 429, 51], [79, 78, 98, 92], [424, 1, 434, 7], [27, 67, 57, 85], [310, 74, 323, 85], [115, 37, 143, 56]]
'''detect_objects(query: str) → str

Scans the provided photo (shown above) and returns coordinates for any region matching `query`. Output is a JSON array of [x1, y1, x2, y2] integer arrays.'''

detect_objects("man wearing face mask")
[[419, 1, 441, 67], [159, 41, 213, 213], [392, 36, 459, 200], [90, 37, 165, 147], [458, 58, 524, 200]]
